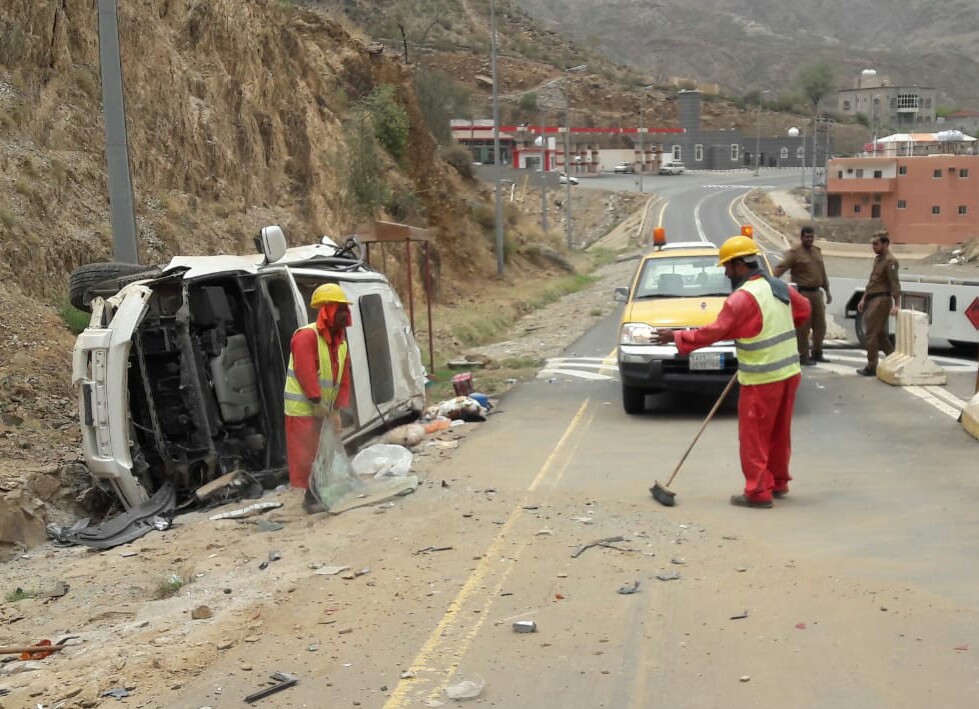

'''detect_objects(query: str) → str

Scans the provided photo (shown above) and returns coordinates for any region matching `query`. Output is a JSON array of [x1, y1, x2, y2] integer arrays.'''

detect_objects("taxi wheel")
[[622, 385, 646, 414]]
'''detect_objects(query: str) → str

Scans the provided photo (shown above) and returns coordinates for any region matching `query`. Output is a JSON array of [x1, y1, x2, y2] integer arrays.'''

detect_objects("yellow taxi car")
[[614, 227, 772, 414]]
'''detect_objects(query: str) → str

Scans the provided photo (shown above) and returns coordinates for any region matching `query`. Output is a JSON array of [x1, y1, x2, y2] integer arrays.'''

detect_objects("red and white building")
[[449, 120, 684, 174]]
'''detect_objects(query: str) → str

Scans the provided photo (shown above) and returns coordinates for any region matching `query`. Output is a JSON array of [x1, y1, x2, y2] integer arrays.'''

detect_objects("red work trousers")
[[738, 373, 801, 503], [285, 415, 323, 489]]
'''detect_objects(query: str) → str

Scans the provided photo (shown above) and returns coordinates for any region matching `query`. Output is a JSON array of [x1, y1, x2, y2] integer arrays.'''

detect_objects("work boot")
[[772, 489, 789, 499], [811, 352, 829, 363], [856, 366, 877, 376], [730, 494, 773, 509]]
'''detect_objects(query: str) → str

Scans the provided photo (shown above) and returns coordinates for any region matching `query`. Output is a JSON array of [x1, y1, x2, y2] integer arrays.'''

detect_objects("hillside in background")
[[516, 0, 979, 109]]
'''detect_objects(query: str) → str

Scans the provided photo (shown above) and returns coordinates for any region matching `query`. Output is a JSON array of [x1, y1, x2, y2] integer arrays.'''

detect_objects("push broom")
[[650, 373, 737, 507]]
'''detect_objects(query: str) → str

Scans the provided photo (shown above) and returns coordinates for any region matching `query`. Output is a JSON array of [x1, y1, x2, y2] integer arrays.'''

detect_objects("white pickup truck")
[[827, 273, 979, 349]]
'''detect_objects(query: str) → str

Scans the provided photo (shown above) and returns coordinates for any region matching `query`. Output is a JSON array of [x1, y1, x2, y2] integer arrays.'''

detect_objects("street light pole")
[[490, 0, 504, 275]]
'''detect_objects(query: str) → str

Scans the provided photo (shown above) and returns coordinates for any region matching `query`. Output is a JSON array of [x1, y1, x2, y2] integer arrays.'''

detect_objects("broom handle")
[[664, 373, 737, 488]]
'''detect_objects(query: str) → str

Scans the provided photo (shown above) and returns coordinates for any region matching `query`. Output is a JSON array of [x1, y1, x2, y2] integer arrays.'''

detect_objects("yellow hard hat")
[[717, 235, 761, 266], [310, 283, 351, 308]]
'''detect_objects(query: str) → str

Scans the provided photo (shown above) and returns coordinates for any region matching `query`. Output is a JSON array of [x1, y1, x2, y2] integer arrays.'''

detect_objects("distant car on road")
[[613, 162, 635, 174], [558, 172, 579, 185], [659, 160, 686, 175]]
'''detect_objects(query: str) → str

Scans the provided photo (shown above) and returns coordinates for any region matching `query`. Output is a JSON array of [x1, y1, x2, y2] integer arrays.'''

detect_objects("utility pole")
[[810, 112, 818, 220], [97, 0, 139, 264], [638, 85, 653, 193], [539, 104, 548, 233], [563, 87, 573, 249], [490, 0, 504, 275], [753, 90, 770, 176]]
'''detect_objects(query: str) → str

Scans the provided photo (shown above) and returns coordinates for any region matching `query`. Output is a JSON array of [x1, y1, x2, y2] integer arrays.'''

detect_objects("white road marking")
[[693, 191, 712, 242], [537, 367, 614, 381], [702, 184, 775, 190], [905, 387, 963, 420]]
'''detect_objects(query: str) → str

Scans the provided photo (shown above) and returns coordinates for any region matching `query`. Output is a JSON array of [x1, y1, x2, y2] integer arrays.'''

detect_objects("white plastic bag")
[[351, 444, 413, 478], [443, 676, 485, 700]]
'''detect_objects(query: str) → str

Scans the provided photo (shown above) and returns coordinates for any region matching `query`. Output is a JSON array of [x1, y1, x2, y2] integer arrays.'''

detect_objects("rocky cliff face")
[[0, 0, 503, 481]]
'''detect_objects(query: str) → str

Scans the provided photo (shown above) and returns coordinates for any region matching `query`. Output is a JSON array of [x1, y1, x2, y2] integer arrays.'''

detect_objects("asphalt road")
[[169, 170, 978, 709]]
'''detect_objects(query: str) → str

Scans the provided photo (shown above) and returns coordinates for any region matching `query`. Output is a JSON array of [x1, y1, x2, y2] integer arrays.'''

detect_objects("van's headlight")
[[619, 322, 657, 345]]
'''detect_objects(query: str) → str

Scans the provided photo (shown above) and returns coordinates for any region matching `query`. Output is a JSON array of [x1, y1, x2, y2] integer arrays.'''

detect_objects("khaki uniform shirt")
[[865, 251, 901, 298], [774, 245, 829, 292]]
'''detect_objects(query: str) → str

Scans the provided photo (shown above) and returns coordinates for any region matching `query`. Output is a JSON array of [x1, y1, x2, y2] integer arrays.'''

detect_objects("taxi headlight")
[[619, 322, 657, 345]]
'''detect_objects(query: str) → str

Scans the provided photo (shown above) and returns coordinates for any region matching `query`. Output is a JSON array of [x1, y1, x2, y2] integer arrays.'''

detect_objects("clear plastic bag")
[[308, 423, 363, 511], [351, 444, 413, 478]]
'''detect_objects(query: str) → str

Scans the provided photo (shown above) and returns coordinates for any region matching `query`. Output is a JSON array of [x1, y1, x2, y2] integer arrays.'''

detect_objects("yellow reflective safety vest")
[[283, 324, 348, 416], [734, 278, 800, 386]]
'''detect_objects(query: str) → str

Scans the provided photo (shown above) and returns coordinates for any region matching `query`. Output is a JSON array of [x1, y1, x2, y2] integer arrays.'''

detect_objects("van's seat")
[[209, 333, 260, 424]]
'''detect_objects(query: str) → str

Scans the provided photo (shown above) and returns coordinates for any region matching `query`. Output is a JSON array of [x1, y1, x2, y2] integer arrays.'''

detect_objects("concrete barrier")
[[877, 310, 947, 386], [962, 393, 979, 440]]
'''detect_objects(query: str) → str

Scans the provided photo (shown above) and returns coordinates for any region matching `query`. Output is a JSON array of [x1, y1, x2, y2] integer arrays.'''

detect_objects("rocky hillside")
[[517, 0, 979, 108], [0, 0, 584, 506]]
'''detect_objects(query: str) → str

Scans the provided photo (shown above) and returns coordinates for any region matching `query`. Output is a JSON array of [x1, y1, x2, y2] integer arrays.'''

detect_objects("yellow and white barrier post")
[[962, 393, 979, 440], [877, 310, 947, 386]]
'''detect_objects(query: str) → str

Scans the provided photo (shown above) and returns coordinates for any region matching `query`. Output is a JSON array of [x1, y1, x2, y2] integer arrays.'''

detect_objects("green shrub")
[[340, 112, 388, 218], [364, 85, 410, 162], [415, 71, 472, 145], [59, 300, 91, 334]]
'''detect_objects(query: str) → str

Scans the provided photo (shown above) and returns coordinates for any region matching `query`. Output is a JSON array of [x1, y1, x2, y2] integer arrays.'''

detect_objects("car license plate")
[[689, 352, 723, 371]]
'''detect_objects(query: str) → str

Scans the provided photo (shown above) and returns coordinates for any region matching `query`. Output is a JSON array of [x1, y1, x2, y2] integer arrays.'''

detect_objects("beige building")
[[831, 70, 937, 131]]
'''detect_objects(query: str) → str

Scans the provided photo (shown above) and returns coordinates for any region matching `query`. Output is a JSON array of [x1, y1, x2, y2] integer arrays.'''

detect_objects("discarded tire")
[[68, 262, 154, 311]]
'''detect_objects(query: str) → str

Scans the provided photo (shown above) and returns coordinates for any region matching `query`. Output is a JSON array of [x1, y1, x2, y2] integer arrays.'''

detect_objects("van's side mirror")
[[258, 225, 288, 263], [614, 287, 629, 303]]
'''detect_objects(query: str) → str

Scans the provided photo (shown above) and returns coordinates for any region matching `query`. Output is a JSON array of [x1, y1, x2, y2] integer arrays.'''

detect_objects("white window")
[[959, 205, 968, 215], [796, 146, 805, 159], [780, 147, 788, 159], [932, 205, 941, 215], [897, 200, 907, 209], [730, 144, 739, 161], [694, 144, 703, 162], [672, 145, 682, 160]]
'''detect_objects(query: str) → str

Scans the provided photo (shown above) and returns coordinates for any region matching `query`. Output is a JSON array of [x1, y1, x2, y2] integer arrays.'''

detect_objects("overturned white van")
[[71, 227, 427, 509]]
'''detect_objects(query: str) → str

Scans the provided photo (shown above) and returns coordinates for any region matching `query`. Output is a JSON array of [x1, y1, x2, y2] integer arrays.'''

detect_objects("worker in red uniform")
[[284, 283, 352, 491], [655, 234, 811, 508]]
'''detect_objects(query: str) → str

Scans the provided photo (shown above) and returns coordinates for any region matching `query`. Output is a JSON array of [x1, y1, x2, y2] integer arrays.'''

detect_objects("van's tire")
[[69, 262, 150, 312], [949, 340, 978, 356], [622, 385, 646, 415]]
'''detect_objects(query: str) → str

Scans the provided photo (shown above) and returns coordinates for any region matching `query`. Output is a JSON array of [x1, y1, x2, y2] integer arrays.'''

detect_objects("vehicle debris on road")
[[512, 620, 537, 633], [571, 535, 625, 558], [244, 671, 299, 704], [444, 676, 485, 700], [209, 501, 283, 521], [616, 580, 641, 595]]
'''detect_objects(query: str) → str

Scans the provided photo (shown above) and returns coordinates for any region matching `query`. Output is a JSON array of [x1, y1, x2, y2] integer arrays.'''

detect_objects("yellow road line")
[[656, 199, 669, 228], [381, 399, 592, 709]]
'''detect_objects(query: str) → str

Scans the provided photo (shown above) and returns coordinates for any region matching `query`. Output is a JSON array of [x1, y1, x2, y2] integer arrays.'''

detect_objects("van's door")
[[252, 267, 307, 466]]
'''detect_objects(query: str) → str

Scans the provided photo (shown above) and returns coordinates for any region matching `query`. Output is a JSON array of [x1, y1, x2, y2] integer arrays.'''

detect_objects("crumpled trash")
[[444, 676, 485, 700], [209, 501, 282, 521], [426, 397, 487, 422], [382, 422, 428, 448], [102, 687, 132, 699], [351, 444, 413, 478]]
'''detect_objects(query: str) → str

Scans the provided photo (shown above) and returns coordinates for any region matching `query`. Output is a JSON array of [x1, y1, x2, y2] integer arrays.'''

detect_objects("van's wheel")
[[69, 262, 150, 312], [949, 340, 978, 356], [622, 385, 645, 415]]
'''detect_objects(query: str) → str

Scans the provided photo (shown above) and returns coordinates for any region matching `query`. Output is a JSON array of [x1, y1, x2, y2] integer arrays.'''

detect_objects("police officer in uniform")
[[774, 225, 832, 364], [856, 231, 901, 376]]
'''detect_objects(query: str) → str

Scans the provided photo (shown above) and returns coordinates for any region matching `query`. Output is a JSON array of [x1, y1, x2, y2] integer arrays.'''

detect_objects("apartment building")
[[826, 154, 979, 245]]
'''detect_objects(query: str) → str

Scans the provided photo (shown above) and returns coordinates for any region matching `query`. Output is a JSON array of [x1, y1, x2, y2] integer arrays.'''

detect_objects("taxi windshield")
[[634, 255, 731, 299]]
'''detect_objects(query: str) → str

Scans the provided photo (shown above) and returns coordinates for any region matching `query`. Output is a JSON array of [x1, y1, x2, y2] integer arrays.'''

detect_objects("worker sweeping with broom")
[[653, 233, 811, 508]]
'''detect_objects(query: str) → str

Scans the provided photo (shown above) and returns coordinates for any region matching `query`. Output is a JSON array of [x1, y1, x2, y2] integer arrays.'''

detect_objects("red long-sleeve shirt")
[[290, 312, 351, 409], [675, 276, 811, 355]]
